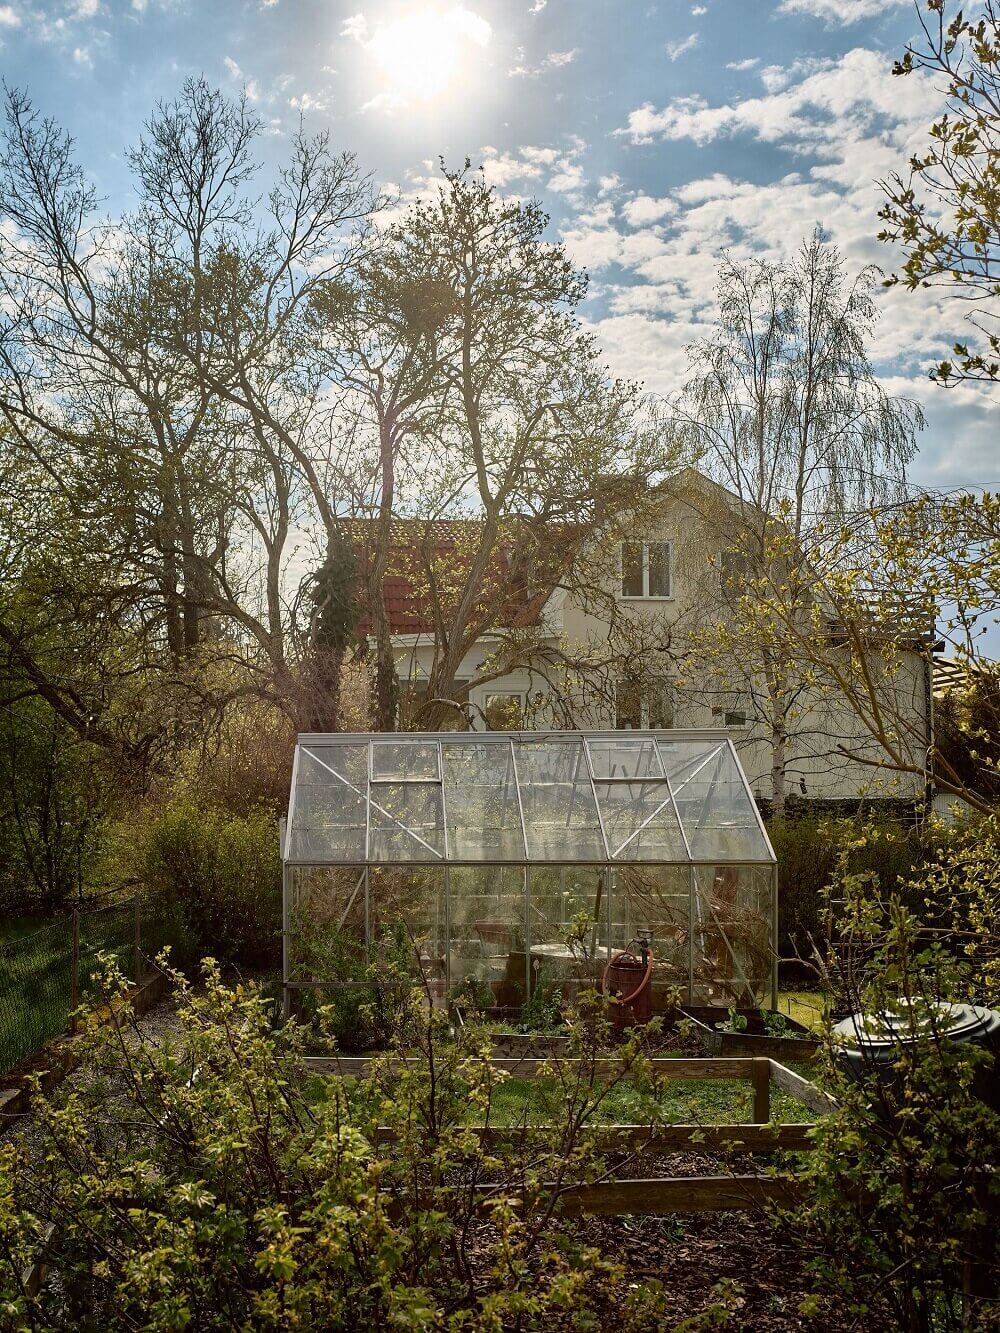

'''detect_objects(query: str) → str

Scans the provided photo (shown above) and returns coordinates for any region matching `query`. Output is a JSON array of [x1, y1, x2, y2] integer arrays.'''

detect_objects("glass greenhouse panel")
[[659, 740, 771, 862], [368, 782, 445, 862], [595, 779, 687, 861], [611, 864, 691, 997], [528, 865, 609, 1007], [585, 737, 664, 781], [691, 865, 772, 1007], [514, 738, 607, 861], [441, 741, 526, 861], [370, 740, 441, 782], [286, 744, 368, 862], [368, 867, 448, 995], [448, 865, 527, 1010], [287, 865, 367, 979]]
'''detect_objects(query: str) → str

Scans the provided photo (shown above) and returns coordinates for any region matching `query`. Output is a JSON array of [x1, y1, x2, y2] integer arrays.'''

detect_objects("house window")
[[616, 677, 674, 730], [621, 541, 672, 599], [720, 549, 751, 589], [712, 704, 747, 728]]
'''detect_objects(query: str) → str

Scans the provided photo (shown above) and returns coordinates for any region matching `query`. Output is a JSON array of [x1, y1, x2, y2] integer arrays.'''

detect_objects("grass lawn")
[[776, 990, 826, 1033], [311, 1053, 819, 1128], [0, 914, 53, 945], [491, 1071, 815, 1127]]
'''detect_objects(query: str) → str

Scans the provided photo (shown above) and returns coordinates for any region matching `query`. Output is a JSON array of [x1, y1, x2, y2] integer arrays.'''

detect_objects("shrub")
[[137, 801, 281, 972], [0, 958, 673, 1330], [291, 918, 415, 1052], [795, 819, 1000, 1330], [770, 814, 926, 968]]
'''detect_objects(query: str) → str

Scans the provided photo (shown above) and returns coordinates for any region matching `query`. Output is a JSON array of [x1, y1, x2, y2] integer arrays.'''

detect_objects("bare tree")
[[673, 235, 924, 815]]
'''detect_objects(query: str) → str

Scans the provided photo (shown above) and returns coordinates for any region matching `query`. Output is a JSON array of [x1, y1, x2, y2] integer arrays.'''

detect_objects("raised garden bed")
[[680, 1006, 820, 1063], [302, 1051, 834, 1214]]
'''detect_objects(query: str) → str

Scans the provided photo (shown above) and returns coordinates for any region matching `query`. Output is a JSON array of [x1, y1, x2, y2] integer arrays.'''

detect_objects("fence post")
[[751, 1057, 771, 1124], [70, 910, 80, 1027], [134, 898, 141, 985]]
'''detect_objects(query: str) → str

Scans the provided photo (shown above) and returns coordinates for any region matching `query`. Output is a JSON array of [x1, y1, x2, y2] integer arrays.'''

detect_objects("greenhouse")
[[281, 730, 778, 1017]]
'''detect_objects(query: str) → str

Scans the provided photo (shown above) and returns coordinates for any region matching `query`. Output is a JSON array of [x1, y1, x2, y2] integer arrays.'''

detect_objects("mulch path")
[[582, 1209, 858, 1331]]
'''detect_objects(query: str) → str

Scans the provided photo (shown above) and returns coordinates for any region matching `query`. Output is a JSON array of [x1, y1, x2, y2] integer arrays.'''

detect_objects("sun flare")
[[365, 5, 492, 104]]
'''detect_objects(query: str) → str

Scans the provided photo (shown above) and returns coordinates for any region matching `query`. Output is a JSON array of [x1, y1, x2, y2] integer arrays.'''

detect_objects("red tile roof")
[[346, 517, 564, 638]]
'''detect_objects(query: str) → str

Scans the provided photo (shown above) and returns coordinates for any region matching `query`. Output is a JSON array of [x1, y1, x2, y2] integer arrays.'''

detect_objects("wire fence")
[[0, 894, 159, 1077]]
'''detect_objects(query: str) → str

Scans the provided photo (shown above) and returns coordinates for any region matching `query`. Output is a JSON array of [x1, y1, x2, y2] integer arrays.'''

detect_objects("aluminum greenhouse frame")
[[281, 730, 778, 1017]]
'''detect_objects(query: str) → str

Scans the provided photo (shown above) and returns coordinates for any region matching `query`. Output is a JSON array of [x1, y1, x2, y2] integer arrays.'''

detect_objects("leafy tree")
[[798, 817, 1000, 1331], [300, 535, 360, 733], [0, 80, 374, 765], [880, 0, 1000, 385], [330, 164, 679, 731]]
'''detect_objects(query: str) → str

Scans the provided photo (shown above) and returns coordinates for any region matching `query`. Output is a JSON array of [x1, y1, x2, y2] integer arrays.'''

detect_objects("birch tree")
[[674, 235, 924, 816]]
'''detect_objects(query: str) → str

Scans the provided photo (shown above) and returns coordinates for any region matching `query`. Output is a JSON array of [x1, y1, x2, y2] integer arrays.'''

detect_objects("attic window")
[[621, 541, 672, 599], [712, 705, 748, 729]]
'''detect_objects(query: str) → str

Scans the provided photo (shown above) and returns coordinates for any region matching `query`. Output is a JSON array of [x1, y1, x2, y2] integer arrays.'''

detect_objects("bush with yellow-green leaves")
[[0, 956, 672, 1331]]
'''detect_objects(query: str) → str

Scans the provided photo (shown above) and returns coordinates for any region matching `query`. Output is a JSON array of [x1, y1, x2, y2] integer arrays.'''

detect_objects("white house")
[[359, 467, 933, 808]]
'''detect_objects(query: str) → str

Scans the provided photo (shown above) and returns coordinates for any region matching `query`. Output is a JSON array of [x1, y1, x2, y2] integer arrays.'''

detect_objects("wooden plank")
[[550, 1175, 807, 1215], [768, 1059, 837, 1117], [301, 1054, 756, 1080], [751, 1057, 771, 1124], [374, 1123, 816, 1153]]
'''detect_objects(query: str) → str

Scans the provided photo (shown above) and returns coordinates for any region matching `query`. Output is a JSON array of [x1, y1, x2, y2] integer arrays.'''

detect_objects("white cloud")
[[289, 91, 330, 112], [529, 0, 546, 10], [618, 48, 933, 149], [72, 44, 92, 65], [598, 173, 621, 194], [73, 0, 98, 17], [548, 161, 584, 193], [552, 43, 1000, 486], [509, 46, 579, 77], [0, 4, 19, 26], [664, 32, 699, 61], [726, 57, 758, 71], [130, 0, 146, 10], [340, 12, 368, 41], [223, 55, 241, 78], [691, 4, 707, 12], [622, 194, 677, 226], [777, 0, 909, 21]]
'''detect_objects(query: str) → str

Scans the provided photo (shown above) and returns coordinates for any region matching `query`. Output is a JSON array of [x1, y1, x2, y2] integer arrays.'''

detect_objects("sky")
[[0, 0, 996, 494]]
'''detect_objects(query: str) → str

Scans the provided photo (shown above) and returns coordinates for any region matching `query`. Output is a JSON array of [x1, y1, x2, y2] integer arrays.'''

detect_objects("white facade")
[[387, 470, 932, 805]]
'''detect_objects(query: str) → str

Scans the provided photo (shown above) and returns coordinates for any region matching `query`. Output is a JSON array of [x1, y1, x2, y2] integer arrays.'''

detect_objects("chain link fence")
[[0, 894, 159, 1077]]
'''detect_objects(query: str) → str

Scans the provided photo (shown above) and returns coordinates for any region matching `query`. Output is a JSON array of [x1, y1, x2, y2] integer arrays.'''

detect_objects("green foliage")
[[761, 1010, 793, 1038], [135, 801, 281, 972], [796, 817, 1000, 1330], [293, 919, 415, 1053], [770, 814, 926, 963], [519, 962, 564, 1033], [0, 694, 104, 914], [0, 958, 675, 1330], [880, 1, 1000, 385], [716, 1007, 747, 1034]]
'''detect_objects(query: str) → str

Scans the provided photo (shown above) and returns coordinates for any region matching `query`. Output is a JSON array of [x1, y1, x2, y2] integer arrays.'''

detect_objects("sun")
[[366, 5, 492, 104]]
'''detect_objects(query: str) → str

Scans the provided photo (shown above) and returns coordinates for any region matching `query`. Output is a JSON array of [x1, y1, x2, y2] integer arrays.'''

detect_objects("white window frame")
[[620, 540, 673, 600]]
